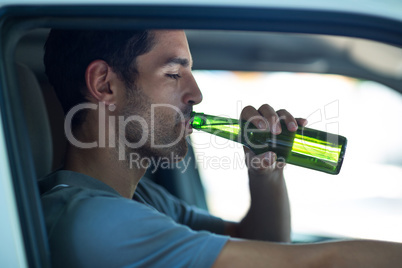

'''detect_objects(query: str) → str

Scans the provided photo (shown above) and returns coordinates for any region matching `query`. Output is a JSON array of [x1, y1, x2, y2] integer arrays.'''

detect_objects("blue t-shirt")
[[39, 170, 229, 268]]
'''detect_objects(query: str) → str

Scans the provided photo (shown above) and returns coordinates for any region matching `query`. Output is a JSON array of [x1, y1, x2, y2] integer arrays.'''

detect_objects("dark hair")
[[44, 29, 155, 128]]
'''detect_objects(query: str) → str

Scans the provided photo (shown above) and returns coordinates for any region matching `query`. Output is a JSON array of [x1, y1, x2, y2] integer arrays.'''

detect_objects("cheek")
[[138, 76, 183, 107], [152, 92, 182, 108], [153, 106, 177, 124], [152, 77, 182, 99]]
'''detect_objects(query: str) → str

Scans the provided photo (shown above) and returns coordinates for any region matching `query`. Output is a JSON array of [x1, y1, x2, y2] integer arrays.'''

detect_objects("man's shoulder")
[[45, 184, 228, 268], [40, 171, 177, 248], [40, 171, 229, 268], [39, 169, 121, 197], [39, 170, 162, 223], [39, 170, 161, 238]]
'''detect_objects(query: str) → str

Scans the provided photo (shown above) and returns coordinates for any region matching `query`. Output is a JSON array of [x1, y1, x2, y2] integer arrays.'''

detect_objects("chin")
[[167, 139, 189, 162], [146, 137, 189, 161]]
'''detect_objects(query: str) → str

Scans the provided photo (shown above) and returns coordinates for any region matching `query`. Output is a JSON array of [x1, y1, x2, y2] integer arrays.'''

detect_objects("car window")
[[191, 71, 402, 242]]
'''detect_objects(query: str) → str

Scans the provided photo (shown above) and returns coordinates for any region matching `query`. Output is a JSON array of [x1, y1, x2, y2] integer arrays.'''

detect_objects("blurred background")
[[191, 71, 402, 242]]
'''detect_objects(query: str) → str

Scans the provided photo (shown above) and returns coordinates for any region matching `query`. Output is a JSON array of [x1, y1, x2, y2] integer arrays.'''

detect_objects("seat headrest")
[[17, 62, 53, 178]]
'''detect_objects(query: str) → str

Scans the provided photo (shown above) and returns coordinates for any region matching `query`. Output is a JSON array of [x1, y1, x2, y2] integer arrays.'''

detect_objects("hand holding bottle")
[[240, 104, 308, 176]]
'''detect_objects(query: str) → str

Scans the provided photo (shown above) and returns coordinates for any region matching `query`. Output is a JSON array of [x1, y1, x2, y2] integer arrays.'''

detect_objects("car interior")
[[1, 4, 402, 267]]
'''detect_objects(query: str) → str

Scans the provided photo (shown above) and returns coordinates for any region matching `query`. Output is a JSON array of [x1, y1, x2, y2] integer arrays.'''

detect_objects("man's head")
[[44, 29, 202, 164], [120, 30, 203, 161], [44, 29, 155, 128]]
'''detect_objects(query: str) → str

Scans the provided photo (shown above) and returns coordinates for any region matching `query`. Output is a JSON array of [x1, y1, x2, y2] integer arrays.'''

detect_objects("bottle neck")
[[191, 112, 242, 142]]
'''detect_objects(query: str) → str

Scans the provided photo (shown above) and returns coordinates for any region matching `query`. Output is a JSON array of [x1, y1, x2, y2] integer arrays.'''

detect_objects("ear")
[[85, 60, 117, 105]]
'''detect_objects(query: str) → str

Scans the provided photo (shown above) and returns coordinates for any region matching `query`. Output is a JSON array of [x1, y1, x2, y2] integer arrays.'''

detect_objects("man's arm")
[[224, 105, 306, 242], [213, 239, 402, 268], [225, 160, 291, 242]]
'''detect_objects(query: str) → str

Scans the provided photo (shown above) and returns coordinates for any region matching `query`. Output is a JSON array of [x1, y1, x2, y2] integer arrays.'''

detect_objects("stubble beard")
[[117, 88, 189, 167]]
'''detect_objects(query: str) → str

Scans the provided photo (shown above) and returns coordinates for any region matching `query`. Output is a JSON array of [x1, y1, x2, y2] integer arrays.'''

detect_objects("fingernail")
[[266, 152, 273, 160], [258, 120, 267, 130], [264, 152, 276, 165], [288, 122, 297, 131], [273, 123, 282, 134]]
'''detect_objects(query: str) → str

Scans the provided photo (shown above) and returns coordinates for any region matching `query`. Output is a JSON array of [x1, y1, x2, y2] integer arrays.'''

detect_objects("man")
[[41, 29, 402, 267]]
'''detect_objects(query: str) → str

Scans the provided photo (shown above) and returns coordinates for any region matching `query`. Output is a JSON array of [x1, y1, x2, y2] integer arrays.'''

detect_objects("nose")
[[183, 73, 203, 105]]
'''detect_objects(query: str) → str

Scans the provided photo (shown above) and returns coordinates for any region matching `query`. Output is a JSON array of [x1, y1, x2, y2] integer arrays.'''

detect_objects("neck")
[[64, 144, 146, 198]]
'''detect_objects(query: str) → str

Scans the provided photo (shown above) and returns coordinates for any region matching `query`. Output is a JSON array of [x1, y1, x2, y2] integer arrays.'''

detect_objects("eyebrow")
[[164, 57, 191, 68]]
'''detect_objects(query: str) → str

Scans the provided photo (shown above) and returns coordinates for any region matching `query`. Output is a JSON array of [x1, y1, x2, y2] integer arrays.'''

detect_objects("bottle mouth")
[[190, 112, 205, 129]]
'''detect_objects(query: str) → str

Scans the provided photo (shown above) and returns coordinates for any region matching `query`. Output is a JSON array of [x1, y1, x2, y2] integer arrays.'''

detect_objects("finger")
[[240, 105, 268, 130], [260, 151, 277, 169], [251, 152, 277, 171], [276, 109, 298, 132], [243, 146, 255, 156], [258, 104, 281, 134], [296, 118, 308, 127], [243, 147, 277, 171]]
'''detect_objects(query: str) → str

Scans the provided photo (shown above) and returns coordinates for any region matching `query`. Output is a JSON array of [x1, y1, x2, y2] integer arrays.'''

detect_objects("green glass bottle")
[[191, 112, 347, 175]]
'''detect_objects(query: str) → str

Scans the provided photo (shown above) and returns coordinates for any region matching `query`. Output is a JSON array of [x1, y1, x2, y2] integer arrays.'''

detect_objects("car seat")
[[17, 62, 53, 178]]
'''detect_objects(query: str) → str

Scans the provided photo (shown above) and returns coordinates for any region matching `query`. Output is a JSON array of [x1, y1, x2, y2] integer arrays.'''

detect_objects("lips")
[[183, 118, 193, 135], [178, 108, 193, 135]]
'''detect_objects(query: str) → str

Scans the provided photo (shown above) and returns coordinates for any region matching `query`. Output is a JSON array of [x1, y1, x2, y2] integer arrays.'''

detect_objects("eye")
[[166, 73, 182, 80]]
